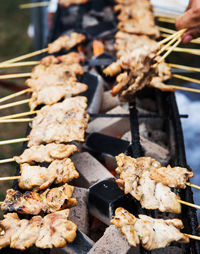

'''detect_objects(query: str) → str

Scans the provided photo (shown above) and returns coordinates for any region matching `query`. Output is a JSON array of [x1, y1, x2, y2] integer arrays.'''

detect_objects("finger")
[[182, 27, 200, 43], [176, 8, 200, 30]]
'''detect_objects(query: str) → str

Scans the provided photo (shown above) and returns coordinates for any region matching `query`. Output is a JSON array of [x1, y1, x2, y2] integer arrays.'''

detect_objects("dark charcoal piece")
[[85, 132, 130, 156], [88, 179, 143, 225], [86, 53, 115, 67], [79, 72, 98, 108], [64, 230, 94, 253], [84, 21, 117, 40]]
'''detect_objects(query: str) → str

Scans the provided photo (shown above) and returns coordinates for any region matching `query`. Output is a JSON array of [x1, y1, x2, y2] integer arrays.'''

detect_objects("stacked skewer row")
[[0, 0, 199, 251], [0, 32, 91, 250]]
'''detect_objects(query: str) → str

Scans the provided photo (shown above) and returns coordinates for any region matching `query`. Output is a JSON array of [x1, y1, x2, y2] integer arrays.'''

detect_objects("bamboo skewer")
[[168, 85, 200, 94], [0, 138, 29, 146], [0, 61, 39, 69], [158, 38, 182, 64], [186, 182, 200, 190], [169, 63, 200, 73], [0, 48, 48, 65], [178, 199, 200, 210], [0, 89, 31, 104], [157, 17, 176, 24], [157, 30, 184, 55], [0, 118, 32, 123], [0, 110, 38, 120], [0, 99, 30, 110], [185, 234, 200, 241], [158, 29, 184, 46], [173, 74, 200, 84], [0, 176, 20, 181], [169, 47, 200, 56], [0, 73, 31, 80], [20, 1, 51, 9], [0, 158, 15, 164]]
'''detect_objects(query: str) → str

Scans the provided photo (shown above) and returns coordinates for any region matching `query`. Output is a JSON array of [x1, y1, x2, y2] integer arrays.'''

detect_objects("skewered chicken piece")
[[28, 96, 89, 147], [1, 213, 42, 251], [36, 210, 77, 248], [115, 154, 181, 213], [111, 207, 189, 250], [115, 4, 155, 24], [1, 184, 77, 215], [14, 143, 78, 164], [104, 45, 159, 77], [19, 158, 79, 191], [0, 210, 77, 250], [115, 33, 158, 58], [25, 53, 88, 110], [48, 32, 86, 53], [150, 165, 193, 188], [58, 0, 90, 7], [117, 18, 160, 39]]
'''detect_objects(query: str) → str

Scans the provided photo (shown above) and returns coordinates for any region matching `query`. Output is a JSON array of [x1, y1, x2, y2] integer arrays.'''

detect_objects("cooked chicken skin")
[[58, 0, 89, 7], [28, 97, 89, 147], [48, 32, 86, 53], [0, 213, 42, 251], [150, 165, 193, 188], [14, 143, 78, 164], [111, 208, 189, 250], [1, 184, 77, 215], [25, 53, 87, 109], [19, 158, 79, 191], [0, 210, 77, 250], [115, 154, 181, 213], [36, 210, 77, 248]]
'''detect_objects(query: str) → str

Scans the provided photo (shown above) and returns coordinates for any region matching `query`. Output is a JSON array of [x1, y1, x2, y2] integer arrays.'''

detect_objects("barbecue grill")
[[1, 0, 199, 253]]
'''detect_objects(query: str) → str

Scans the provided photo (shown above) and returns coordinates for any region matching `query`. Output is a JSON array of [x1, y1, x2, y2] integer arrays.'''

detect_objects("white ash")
[[71, 152, 113, 188], [87, 105, 130, 137], [122, 131, 169, 164], [88, 225, 137, 254], [100, 90, 120, 113]]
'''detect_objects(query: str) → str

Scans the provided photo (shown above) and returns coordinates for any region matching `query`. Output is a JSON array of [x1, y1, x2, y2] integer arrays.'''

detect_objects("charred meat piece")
[[0, 210, 77, 250], [28, 96, 89, 147], [48, 33, 86, 53], [14, 143, 78, 164], [111, 208, 189, 250], [18, 158, 79, 191], [36, 210, 77, 248], [1, 184, 77, 215], [115, 154, 181, 213], [104, 45, 159, 77]]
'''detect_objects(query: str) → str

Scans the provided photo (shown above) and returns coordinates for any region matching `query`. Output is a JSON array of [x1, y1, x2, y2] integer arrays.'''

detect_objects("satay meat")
[[111, 208, 189, 250], [150, 165, 193, 188], [14, 143, 78, 164], [115, 154, 181, 213], [1, 184, 77, 215], [28, 96, 89, 147], [48, 32, 86, 53], [0, 210, 77, 250], [18, 158, 79, 191]]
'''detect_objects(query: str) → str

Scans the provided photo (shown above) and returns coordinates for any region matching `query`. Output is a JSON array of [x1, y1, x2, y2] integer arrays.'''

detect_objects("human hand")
[[175, 0, 200, 43]]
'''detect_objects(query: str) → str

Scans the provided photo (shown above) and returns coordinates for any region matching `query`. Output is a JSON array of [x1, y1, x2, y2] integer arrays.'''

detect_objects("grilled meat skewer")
[[111, 207, 189, 250], [1, 184, 77, 215], [0, 210, 77, 250]]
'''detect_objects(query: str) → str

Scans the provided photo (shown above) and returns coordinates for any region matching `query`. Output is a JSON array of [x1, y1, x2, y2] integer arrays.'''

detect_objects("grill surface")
[[1, 1, 199, 253]]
